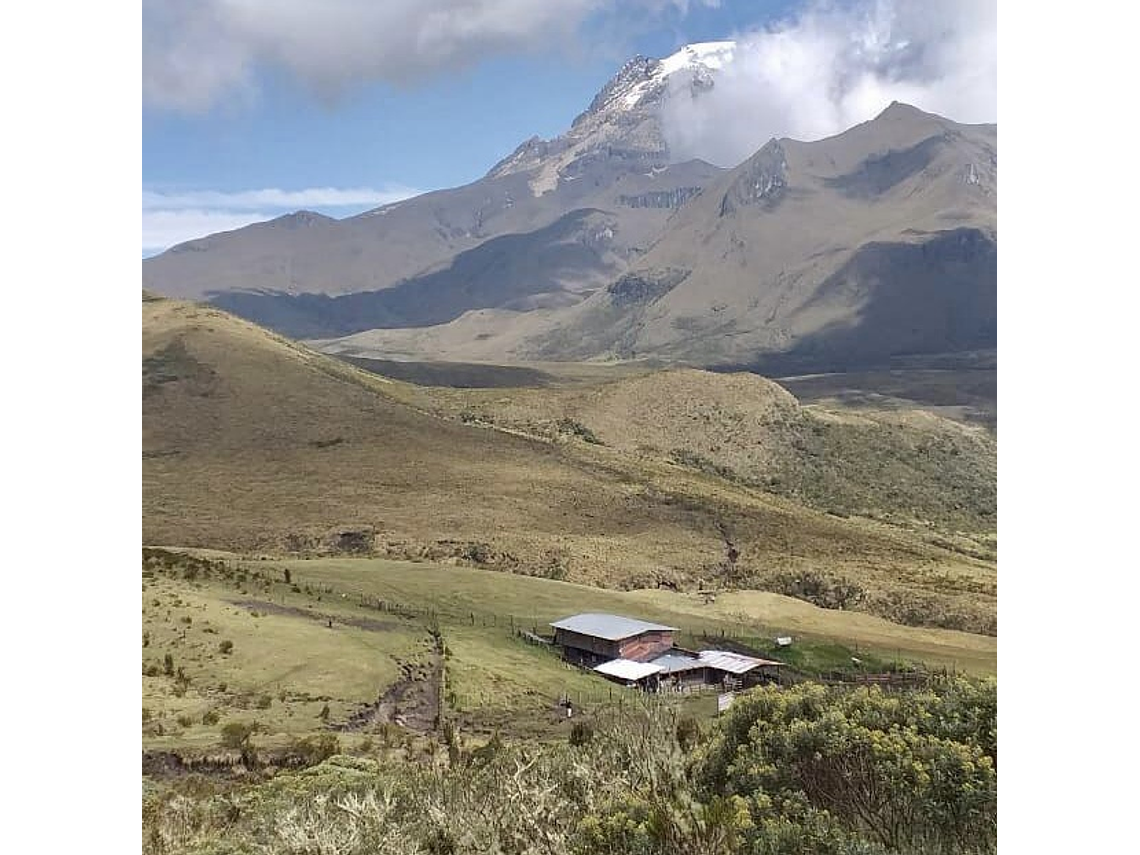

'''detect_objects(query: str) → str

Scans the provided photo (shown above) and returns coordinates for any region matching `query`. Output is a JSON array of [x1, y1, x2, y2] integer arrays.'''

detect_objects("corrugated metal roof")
[[698, 649, 783, 674], [550, 613, 676, 641], [594, 658, 665, 681], [651, 652, 705, 673]]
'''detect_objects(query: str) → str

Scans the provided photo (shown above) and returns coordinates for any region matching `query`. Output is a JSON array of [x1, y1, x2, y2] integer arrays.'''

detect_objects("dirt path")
[[335, 634, 444, 734]]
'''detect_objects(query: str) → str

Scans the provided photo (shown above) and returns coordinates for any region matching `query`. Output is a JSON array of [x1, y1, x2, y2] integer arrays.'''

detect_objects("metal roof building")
[[551, 613, 677, 666], [550, 613, 676, 641]]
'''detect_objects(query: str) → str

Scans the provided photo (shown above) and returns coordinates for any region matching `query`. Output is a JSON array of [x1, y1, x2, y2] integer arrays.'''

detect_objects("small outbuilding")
[[698, 649, 783, 687], [650, 651, 710, 691]]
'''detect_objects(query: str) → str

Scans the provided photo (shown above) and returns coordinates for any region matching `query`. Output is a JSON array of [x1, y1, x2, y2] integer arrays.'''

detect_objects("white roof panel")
[[594, 658, 665, 681]]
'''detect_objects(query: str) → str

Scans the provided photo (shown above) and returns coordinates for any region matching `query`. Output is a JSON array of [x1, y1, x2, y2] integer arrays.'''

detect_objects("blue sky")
[[141, 1, 799, 254], [142, 0, 995, 255]]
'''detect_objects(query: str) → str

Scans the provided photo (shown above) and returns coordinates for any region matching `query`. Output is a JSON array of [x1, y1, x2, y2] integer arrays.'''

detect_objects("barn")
[[550, 613, 676, 667], [553, 612, 785, 692]]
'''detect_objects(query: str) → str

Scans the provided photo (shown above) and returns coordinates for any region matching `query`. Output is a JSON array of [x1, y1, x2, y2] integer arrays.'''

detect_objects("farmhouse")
[[550, 613, 676, 666], [551, 612, 784, 691]]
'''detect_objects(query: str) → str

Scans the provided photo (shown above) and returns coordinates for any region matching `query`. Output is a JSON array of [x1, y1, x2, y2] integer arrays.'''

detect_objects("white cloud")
[[142, 186, 420, 211], [142, 209, 276, 256], [141, 185, 421, 254], [144, 0, 714, 112], [661, 0, 997, 166]]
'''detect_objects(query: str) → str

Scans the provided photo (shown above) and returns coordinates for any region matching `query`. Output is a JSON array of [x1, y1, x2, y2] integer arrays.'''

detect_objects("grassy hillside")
[[143, 296, 995, 633], [403, 367, 996, 544]]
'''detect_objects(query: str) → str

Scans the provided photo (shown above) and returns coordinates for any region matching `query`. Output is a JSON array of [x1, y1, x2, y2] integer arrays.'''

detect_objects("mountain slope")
[[601, 101, 997, 368], [141, 44, 736, 308], [143, 296, 995, 633], [375, 102, 993, 369], [208, 209, 626, 340]]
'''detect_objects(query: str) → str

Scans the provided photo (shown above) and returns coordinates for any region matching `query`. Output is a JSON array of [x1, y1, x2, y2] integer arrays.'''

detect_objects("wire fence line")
[[222, 560, 959, 679]]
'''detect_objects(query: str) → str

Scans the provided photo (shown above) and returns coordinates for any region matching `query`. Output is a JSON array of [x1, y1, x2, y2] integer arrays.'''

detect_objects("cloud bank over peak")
[[661, 0, 997, 167], [143, 0, 714, 112]]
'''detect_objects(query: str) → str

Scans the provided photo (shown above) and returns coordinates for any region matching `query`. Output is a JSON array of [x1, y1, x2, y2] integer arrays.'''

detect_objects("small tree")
[[220, 721, 257, 749], [163, 653, 174, 676]]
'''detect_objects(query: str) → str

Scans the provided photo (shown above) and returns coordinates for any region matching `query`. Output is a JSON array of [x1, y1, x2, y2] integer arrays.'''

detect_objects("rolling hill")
[[412, 367, 997, 538], [143, 295, 995, 633]]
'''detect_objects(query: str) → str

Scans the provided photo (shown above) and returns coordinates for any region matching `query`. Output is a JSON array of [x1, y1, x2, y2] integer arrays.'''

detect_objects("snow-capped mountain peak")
[[581, 40, 737, 119], [486, 40, 737, 193]]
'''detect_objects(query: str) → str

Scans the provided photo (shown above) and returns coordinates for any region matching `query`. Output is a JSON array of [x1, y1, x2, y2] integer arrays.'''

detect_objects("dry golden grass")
[[143, 297, 995, 634], [411, 367, 996, 542]]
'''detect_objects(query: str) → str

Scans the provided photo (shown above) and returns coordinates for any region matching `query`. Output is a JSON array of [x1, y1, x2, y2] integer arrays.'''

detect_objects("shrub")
[[220, 721, 257, 749], [201, 710, 219, 726], [569, 721, 593, 747], [144, 663, 161, 677], [163, 653, 175, 676], [764, 570, 865, 611], [318, 704, 330, 721], [256, 694, 272, 709], [676, 715, 702, 752], [378, 722, 401, 748], [423, 828, 457, 855], [142, 632, 150, 648], [287, 734, 341, 766], [470, 732, 503, 766], [177, 714, 194, 728], [218, 640, 234, 655], [461, 542, 493, 564], [142, 708, 152, 723], [556, 418, 602, 444]]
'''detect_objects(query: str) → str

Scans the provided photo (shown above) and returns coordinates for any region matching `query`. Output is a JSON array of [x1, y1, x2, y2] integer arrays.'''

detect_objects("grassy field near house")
[[265, 553, 996, 674], [143, 547, 995, 760]]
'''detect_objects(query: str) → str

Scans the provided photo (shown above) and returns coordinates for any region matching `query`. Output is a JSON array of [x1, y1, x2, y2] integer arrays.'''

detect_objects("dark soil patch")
[[335, 641, 443, 735], [229, 600, 400, 633], [340, 356, 554, 389]]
